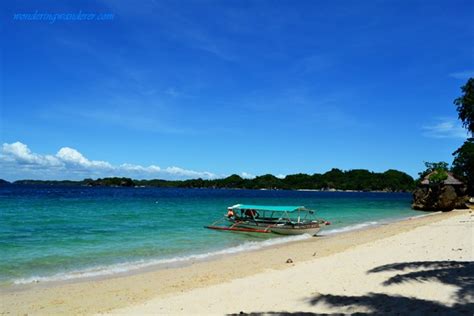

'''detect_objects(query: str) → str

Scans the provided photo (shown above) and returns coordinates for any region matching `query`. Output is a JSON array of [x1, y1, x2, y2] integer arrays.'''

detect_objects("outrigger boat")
[[205, 204, 330, 236]]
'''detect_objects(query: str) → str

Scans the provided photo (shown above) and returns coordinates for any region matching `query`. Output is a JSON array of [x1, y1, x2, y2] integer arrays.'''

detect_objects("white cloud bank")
[[0, 142, 217, 181], [422, 118, 469, 139]]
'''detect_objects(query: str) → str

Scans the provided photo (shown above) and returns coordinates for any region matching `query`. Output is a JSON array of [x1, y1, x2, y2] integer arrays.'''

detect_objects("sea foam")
[[13, 234, 311, 285], [322, 221, 381, 235]]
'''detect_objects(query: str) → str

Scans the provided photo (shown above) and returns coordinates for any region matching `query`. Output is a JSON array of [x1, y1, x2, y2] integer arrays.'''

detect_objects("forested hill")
[[10, 169, 415, 192]]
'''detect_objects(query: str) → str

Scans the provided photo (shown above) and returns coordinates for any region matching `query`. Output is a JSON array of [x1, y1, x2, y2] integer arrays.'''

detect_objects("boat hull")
[[270, 226, 321, 236], [227, 220, 323, 236]]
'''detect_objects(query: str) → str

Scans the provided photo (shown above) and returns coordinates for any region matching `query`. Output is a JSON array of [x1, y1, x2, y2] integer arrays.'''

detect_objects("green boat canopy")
[[229, 204, 309, 212]]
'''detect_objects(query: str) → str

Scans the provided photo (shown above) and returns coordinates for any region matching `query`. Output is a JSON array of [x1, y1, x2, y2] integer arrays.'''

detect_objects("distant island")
[[1, 168, 415, 192]]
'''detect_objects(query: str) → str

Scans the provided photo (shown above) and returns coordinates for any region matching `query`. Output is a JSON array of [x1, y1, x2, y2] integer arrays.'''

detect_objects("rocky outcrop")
[[412, 184, 468, 211]]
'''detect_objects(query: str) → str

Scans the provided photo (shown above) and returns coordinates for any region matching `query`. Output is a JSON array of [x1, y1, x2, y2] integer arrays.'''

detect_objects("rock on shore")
[[412, 185, 468, 211]]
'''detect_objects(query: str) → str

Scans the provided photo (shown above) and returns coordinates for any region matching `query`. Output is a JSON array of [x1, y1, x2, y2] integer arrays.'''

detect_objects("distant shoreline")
[[0, 182, 413, 193], [0, 168, 416, 192]]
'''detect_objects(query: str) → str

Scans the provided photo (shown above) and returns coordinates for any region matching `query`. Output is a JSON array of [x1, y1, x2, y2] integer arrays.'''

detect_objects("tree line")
[[6, 168, 415, 192]]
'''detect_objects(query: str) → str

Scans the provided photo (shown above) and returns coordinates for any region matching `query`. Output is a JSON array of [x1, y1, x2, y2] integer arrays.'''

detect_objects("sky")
[[1, 0, 473, 181]]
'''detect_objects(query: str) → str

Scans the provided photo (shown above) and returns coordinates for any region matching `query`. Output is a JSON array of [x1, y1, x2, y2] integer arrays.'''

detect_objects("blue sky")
[[1, 0, 473, 181]]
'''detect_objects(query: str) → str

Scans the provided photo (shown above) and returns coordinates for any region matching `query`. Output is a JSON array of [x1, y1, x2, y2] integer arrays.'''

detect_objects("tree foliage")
[[85, 177, 135, 187], [428, 170, 448, 184], [417, 161, 449, 185], [451, 78, 474, 195], [453, 78, 474, 135], [418, 161, 448, 178], [452, 138, 474, 194], [12, 169, 415, 192]]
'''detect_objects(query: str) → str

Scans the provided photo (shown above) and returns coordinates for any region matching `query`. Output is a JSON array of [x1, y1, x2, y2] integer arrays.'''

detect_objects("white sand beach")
[[1, 210, 472, 315], [110, 209, 473, 315]]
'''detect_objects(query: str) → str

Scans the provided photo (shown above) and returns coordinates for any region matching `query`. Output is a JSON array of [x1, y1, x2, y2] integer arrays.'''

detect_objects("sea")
[[0, 185, 417, 286]]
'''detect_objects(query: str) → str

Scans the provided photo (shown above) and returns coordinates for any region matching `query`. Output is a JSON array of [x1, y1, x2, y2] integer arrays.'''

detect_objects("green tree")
[[283, 173, 314, 189], [418, 161, 449, 178], [251, 174, 283, 189], [428, 170, 448, 184], [454, 78, 474, 135], [417, 162, 449, 185], [321, 168, 344, 189], [216, 174, 245, 188], [344, 169, 374, 191], [452, 78, 474, 195], [452, 138, 474, 194], [381, 169, 415, 191]]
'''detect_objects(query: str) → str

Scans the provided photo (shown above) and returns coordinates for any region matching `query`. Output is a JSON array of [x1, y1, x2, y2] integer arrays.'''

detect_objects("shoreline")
[[1, 209, 471, 315], [3, 211, 432, 288], [1, 183, 414, 193]]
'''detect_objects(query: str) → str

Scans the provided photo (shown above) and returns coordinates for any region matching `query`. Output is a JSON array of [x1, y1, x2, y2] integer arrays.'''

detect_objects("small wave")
[[322, 212, 436, 236], [13, 234, 311, 285], [407, 211, 442, 219], [322, 221, 380, 235]]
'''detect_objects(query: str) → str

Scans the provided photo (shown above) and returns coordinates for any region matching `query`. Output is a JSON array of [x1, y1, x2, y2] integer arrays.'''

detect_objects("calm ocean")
[[0, 186, 416, 285]]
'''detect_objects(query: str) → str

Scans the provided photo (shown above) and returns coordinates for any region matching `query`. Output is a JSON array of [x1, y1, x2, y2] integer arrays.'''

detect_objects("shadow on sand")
[[230, 260, 474, 315]]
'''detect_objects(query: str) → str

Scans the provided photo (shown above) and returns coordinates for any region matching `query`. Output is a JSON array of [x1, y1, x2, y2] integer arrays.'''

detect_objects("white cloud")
[[119, 163, 150, 172], [240, 172, 255, 179], [0, 141, 217, 181], [275, 174, 286, 179], [163, 166, 216, 179], [422, 118, 469, 139], [56, 147, 113, 169], [449, 70, 474, 80], [2, 142, 61, 167]]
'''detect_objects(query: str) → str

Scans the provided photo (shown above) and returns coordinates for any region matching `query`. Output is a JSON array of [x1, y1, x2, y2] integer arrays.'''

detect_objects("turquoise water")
[[0, 186, 415, 285]]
